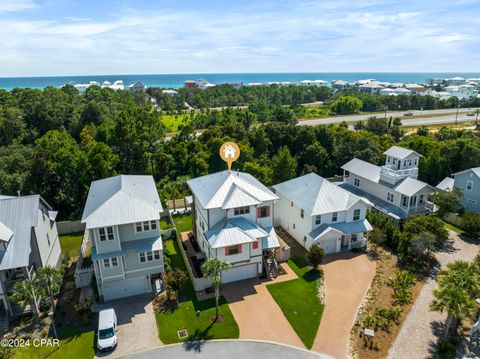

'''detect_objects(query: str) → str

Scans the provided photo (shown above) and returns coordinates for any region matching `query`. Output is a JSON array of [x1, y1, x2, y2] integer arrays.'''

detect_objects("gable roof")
[[341, 158, 381, 183], [453, 167, 480, 179], [0, 221, 13, 242], [394, 177, 436, 197], [384, 146, 421, 159], [436, 177, 455, 192], [187, 171, 278, 210], [81, 175, 163, 229], [0, 195, 43, 270], [204, 217, 268, 248], [309, 219, 372, 240], [273, 173, 369, 216]]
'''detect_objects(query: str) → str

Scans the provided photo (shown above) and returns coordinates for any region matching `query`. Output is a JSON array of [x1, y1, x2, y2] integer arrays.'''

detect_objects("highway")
[[298, 108, 480, 127]]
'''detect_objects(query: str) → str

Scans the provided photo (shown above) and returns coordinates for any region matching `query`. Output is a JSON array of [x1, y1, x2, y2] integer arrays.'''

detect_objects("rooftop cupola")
[[380, 146, 421, 184]]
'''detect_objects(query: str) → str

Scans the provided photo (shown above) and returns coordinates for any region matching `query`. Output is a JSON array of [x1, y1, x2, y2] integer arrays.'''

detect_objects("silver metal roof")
[[204, 217, 267, 248], [0, 221, 13, 242], [82, 175, 163, 229], [122, 236, 163, 253], [0, 195, 42, 270], [384, 146, 421, 159], [436, 177, 454, 192], [394, 177, 436, 197], [263, 227, 280, 249], [453, 167, 480, 178], [309, 219, 372, 240], [187, 170, 278, 210], [274, 173, 369, 216], [341, 158, 381, 183]]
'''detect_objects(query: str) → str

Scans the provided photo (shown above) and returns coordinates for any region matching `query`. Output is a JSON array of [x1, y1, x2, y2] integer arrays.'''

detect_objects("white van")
[[97, 308, 118, 352]]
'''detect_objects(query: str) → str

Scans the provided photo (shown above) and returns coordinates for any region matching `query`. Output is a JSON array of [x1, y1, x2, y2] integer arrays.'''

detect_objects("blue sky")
[[0, 0, 479, 76]]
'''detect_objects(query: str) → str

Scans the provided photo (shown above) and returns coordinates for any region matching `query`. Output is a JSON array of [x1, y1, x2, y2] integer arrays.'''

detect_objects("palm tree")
[[201, 258, 230, 321], [11, 279, 40, 324], [430, 286, 475, 339], [37, 266, 63, 338]]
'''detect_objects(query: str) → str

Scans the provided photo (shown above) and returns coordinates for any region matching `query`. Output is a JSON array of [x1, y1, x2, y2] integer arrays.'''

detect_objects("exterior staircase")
[[264, 256, 278, 279]]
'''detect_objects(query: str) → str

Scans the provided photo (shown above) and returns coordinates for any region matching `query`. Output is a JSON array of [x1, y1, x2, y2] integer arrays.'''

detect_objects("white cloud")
[[0, 0, 36, 13]]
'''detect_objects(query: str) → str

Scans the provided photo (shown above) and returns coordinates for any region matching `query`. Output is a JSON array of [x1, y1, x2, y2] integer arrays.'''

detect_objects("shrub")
[[461, 212, 480, 239], [306, 244, 325, 270], [74, 298, 93, 325], [388, 271, 416, 305]]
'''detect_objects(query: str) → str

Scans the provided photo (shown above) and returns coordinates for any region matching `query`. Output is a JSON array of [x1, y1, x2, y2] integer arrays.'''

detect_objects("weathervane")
[[219, 142, 240, 170]]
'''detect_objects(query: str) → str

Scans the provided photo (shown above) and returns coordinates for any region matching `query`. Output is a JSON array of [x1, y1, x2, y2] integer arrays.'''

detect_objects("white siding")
[[34, 209, 61, 267]]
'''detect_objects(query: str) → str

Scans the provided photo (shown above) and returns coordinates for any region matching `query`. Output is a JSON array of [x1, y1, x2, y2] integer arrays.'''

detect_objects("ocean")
[[0, 73, 480, 90]]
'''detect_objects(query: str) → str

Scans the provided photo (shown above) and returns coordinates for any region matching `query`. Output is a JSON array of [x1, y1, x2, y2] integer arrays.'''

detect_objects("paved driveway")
[[388, 232, 479, 359], [94, 294, 161, 358], [121, 340, 334, 359], [312, 252, 376, 359], [222, 264, 305, 348]]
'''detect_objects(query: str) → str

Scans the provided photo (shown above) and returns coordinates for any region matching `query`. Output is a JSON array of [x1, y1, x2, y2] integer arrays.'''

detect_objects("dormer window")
[[414, 158, 417, 165], [387, 157, 391, 163]]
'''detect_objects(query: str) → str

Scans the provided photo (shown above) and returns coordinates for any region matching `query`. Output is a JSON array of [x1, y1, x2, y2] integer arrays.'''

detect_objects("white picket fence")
[[74, 230, 94, 288]]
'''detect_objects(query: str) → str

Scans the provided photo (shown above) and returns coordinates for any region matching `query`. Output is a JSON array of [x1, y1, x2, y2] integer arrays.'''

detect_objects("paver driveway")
[[312, 252, 376, 359], [94, 294, 161, 358], [222, 263, 305, 348], [388, 231, 479, 359]]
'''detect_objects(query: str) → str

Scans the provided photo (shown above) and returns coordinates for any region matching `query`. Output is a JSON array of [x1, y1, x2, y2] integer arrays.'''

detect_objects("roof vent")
[[17, 190, 21, 197]]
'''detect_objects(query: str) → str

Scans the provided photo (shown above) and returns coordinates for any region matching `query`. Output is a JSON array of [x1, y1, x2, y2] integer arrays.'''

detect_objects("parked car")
[[404, 112, 413, 116], [97, 308, 118, 352], [467, 113, 475, 116]]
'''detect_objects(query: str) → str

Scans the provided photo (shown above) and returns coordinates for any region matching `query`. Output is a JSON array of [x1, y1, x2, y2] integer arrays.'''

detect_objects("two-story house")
[[273, 173, 372, 253], [437, 168, 480, 214], [340, 146, 436, 222], [0, 195, 61, 329], [187, 170, 280, 283], [81, 175, 164, 301]]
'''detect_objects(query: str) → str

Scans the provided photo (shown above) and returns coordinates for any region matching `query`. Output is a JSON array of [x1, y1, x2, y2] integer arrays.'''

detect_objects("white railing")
[[380, 165, 418, 179]]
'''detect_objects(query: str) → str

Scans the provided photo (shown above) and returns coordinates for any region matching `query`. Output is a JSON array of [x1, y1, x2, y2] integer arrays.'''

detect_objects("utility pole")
[[384, 106, 388, 119], [455, 103, 459, 126]]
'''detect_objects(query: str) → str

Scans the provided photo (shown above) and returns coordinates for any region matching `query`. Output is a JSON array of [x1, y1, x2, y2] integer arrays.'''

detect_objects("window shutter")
[[238, 245, 242, 254], [257, 207, 261, 217], [225, 247, 229, 256], [253, 241, 258, 249], [266, 207, 270, 216]]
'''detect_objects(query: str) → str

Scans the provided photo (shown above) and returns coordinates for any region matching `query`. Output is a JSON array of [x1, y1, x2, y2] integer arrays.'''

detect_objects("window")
[[103, 257, 119, 268], [414, 158, 417, 165], [387, 156, 391, 163], [290, 202, 294, 207], [353, 209, 361, 221], [300, 209, 304, 218], [257, 206, 270, 218], [410, 196, 417, 206], [401, 196, 408, 207], [293, 223, 296, 229], [467, 180, 473, 191], [139, 250, 161, 263], [419, 194, 425, 204], [332, 212, 338, 222], [403, 160, 407, 166], [351, 234, 358, 243], [234, 206, 250, 215], [253, 241, 259, 250], [408, 159, 412, 166], [135, 220, 157, 233], [225, 245, 241, 256], [354, 178, 360, 187], [315, 215, 321, 225], [99, 226, 114, 242], [393, 158, 396, 164], [387, 192, 394, 203]]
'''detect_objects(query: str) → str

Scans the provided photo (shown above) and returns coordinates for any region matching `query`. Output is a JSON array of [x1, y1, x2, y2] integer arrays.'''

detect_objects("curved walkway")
[[387, 232, 479, 359], [120, 340, 334, 359], [312, 252, 376, 359]]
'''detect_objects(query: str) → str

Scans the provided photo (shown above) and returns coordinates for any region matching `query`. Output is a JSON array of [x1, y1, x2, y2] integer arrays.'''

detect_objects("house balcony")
[[380, 165, 418, 180]]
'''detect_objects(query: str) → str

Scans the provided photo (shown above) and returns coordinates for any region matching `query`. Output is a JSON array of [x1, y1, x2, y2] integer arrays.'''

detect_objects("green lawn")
[[59, 232, 84, 259], [267, 257, 324, 349], [443, 221, 464, 234], [13, 324, 95, 359], [156, 239, 239, 343], [160, 218, 173, 230], [162, 114, 190, 132], [172, 214, 193, 233]]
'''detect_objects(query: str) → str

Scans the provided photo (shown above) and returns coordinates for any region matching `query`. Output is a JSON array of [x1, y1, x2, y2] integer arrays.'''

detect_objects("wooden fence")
[[57, 220, 85, 235]]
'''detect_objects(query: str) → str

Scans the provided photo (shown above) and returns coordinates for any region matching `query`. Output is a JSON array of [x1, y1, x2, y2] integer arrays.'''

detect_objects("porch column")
[[406, 197, 411, 214]]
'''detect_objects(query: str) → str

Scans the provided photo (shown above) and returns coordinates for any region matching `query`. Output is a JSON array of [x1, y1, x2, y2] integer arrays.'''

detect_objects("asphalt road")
[[298, 107, 480, 127], [119, 340, 333, 359]]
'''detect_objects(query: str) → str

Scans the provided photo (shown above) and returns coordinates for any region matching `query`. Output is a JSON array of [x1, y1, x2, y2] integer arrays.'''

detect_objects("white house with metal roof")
[[273, 173, 372, 254], [187, 170, 280, 283], [81, 175, 164, 301], [340, 146, 436, 221], [437, 168, 480, 214], [0, 195, 61, 328]]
